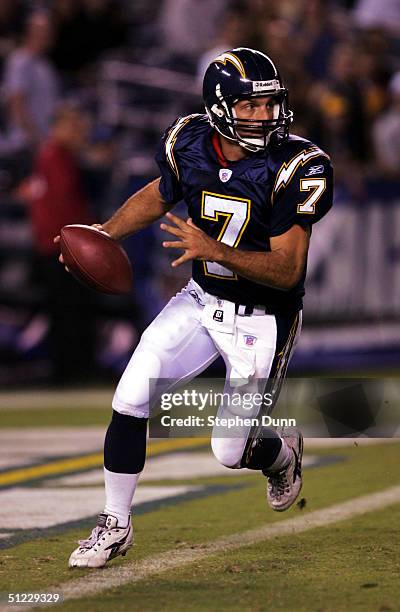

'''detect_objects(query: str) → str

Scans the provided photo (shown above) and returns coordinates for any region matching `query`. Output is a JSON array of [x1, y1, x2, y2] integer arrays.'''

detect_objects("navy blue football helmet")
[[203, 47, 293, 152]]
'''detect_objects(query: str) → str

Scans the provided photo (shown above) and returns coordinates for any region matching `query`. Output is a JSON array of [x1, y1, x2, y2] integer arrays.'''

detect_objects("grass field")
[[0, 394, 399, 611]]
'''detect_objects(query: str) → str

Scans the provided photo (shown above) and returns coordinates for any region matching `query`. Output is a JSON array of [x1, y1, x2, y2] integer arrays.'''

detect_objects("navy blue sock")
[[242, 427, 283, 471], [104, 410, 147, 473]]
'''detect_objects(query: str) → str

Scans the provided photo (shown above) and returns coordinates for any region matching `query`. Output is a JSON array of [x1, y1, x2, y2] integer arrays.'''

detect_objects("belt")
[[235, 303, 269, 316]]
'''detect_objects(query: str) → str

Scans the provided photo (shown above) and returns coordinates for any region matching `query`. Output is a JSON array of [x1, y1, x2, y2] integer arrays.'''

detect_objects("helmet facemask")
[[207, 90, 293, 153]]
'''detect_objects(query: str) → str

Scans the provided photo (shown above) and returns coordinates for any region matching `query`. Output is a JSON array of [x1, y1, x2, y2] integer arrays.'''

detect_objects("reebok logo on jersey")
[[305, 164, 324, 176], [219, 169, 232, 182], [189, 290, 204, 306]]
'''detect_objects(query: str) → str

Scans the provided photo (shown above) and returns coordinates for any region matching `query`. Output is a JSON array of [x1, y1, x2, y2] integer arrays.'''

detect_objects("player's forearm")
[[213, 244, 302, 291], [102, 178, 170, 240]]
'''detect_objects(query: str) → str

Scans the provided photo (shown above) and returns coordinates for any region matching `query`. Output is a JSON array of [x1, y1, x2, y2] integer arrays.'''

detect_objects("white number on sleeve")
[[297, 178, 326, 214]]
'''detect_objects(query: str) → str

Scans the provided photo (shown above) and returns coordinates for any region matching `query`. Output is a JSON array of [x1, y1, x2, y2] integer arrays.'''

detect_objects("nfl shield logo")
[[219, 168, 232, 183], [244, 335, 257, 347]]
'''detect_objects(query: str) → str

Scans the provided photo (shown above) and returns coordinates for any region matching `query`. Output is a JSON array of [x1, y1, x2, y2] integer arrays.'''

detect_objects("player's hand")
[[53, 224, 105, 270], [160, 212, 223, 267], [53, 234, 68, 269]]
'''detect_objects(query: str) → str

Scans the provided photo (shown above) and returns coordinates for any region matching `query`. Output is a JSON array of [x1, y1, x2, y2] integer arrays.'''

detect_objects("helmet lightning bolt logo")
[[213, 52, 246, 78]]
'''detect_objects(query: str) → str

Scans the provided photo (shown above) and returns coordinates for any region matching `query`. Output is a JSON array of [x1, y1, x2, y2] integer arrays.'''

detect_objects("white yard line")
[[0, 485, 202, 530], [3, 484, 400, 610]]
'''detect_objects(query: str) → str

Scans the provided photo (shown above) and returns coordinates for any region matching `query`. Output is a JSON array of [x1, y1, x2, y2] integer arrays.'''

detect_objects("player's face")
[[233, 96, 276, 121], [233, 96, 278, 139]]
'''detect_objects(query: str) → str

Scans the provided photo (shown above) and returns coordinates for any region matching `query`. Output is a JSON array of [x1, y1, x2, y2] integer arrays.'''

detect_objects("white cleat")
[[265, 429, 303, 512], [69, 513, 133, 568]]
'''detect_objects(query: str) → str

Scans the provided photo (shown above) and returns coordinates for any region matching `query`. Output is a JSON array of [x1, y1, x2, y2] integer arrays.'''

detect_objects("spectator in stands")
[[294, 0, 339, 82], [0, 0, 26, 75], [159, 0, 228, 61], [353, 0, 400, 33], [372, 71, 400, 176], [25, 104, 96, 384], [2, 9, 58, 154], [259, 16, 296, 72], [353, 38, 389, 129], [308, 41, 368, 164]]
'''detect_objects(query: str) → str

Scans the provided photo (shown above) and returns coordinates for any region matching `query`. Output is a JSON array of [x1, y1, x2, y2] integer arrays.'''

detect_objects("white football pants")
[[112, 279, 302, 468]]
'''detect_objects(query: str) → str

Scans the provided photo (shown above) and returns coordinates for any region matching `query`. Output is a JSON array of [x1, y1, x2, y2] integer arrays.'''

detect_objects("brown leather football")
[[60, 224, 133, 294]]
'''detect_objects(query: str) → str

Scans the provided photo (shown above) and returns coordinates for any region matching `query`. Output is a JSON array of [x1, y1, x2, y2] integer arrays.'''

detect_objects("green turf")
[[56, 503, 400, 612], [0, 407, 111, 428], [1, 442, 400, 604]]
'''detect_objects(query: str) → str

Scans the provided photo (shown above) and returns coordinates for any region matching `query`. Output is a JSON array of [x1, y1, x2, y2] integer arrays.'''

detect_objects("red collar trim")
[[211, 132, 229, 168]]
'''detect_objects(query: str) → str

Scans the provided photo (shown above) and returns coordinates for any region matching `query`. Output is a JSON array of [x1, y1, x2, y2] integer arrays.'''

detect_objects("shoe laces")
[[268, 468, 291, 497], [78, 525, 107, 549]]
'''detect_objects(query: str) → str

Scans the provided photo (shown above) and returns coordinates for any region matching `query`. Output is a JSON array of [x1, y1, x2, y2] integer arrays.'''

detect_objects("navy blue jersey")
[[155, 114, 333, 313]]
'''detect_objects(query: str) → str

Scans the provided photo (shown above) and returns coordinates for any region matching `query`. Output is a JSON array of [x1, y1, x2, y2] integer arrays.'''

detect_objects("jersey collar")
[[211, 132, 229, 168], [207, 129, 268, 178]]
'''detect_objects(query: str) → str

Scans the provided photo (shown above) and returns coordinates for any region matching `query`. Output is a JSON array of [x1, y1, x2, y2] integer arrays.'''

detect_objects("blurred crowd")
[[0, 0, 399, 385], [192, 0, 400, 187]]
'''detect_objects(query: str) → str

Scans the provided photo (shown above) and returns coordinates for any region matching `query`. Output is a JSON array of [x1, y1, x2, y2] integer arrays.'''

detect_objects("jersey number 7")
[[298, 178, 326, 214], [201, 191, 251, 279]]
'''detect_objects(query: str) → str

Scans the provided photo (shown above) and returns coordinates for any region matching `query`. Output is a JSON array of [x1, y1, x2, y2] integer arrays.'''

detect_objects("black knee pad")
[[104, 409, 148, 473]]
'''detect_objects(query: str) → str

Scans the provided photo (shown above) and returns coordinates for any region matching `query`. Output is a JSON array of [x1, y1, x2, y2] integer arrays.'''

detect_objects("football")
[[60, 224, 133, 294]]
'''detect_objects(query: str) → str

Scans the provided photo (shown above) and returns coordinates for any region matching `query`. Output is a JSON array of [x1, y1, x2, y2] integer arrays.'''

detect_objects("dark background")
[[0, 0, 399, 386]]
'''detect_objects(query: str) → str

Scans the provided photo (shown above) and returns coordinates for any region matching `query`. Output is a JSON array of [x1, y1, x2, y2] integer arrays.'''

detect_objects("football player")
[[63, 48, 333, 568]]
